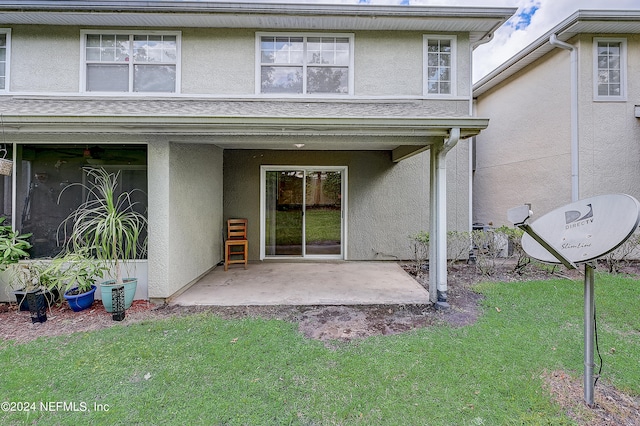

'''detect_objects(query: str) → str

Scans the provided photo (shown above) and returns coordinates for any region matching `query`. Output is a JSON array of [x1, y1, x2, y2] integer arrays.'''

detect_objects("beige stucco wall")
[[354, 32, 470, 98], [148, 141, 223, 300], [7, 25, 470, 103], [355, 31, 422, 96], [10, 25, 80, 92], [180, 28, 255, 95], [578, 34, 640, 200], [475, 34, 640, 227], [224, 145, 469, 261], [474, 48, 573, 227]]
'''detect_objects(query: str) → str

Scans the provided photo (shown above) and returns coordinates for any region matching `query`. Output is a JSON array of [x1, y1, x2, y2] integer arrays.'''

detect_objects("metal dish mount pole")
[[508, 204, 595, 407]]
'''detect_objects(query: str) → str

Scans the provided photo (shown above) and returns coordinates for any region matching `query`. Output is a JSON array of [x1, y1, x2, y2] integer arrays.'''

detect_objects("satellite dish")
[[509, 193, 640, 407], [522, 194, 640, 264]]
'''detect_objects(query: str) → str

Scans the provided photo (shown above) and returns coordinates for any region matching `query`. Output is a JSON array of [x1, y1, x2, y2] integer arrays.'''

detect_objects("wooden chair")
[[224, 218, 248, 271]]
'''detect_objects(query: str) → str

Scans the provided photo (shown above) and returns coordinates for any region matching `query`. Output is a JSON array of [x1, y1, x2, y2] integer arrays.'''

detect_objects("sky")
[[216, 0, 640, 82]]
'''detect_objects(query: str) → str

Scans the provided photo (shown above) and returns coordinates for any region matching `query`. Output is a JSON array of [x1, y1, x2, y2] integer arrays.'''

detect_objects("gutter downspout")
[[550, 33, 579, 202], [551, 33, 595, 409], [430, 127, 460, 310], [468, 33, 495, 262]]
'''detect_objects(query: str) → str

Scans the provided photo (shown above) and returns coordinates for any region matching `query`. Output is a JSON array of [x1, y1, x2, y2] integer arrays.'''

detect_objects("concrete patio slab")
[[170, 261, 430, 306]]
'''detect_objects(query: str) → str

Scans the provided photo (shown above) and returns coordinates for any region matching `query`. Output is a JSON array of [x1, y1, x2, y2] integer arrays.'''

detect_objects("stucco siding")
[[147, 141, 171, 300], [474, 49, 572, 227], [180, 28, 255, 95], [224, 146, 469, 261], [354, 31, 422, 96], [455, 34, 472, 99], [149, 142, 223, 300], [6, 25, 469, 103], [10, 25, 80, 92], [579, 34, 640, 201], [168, 143, 224, 295]]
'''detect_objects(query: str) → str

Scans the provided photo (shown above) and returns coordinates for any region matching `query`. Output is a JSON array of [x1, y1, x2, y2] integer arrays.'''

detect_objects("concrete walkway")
[[170, 261, 430, 306]]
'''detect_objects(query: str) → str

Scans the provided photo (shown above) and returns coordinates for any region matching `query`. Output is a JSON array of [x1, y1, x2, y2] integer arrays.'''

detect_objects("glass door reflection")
[[265, 170, 303, 256], [305, 171, 342, 255]]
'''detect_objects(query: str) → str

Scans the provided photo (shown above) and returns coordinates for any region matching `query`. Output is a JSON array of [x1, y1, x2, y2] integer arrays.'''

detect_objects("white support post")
[[429, 145, 442, 306], [429, 129, 460, 309]]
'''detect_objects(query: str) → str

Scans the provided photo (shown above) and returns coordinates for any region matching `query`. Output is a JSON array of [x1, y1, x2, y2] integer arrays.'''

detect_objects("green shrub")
[[602, 231, 640, 273], [409, 231, 429, 275]]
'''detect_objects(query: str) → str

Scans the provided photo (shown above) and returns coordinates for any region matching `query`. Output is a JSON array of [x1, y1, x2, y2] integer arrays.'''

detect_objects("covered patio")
[[170, 262, 429, 306], [0, 97, 487, 307]]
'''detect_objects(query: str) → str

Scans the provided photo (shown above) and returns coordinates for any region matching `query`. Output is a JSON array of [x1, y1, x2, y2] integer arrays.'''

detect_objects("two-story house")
[[0, 1, 514, 306], [473, 10, 640, 228]]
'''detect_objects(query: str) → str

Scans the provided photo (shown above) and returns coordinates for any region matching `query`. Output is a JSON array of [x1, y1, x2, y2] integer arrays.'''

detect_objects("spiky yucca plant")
[[57, 167, 147, 285]]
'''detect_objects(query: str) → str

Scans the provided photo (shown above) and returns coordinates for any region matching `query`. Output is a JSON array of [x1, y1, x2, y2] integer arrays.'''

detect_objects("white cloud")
[[472, 0, 640, 81]]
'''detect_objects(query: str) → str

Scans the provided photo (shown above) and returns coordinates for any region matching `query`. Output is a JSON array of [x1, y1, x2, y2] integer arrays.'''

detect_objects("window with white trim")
[[0, 30, 10, 91], [257, 33, 353, 95], [82, 31, 180, 93], [424, 35, 456, 96], [594, 38, 626, 101]]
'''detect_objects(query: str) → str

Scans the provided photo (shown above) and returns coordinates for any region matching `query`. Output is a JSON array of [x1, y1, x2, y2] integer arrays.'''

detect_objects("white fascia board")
[[0, 2, 515, 34], [0, 115, 489, 138]]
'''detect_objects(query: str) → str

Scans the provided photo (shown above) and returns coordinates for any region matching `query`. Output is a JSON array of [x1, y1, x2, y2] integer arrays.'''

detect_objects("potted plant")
[[10, 261, 61, 312], [0, 217, 45, 312], [0, 218, 32, 267], [57, 167, 147, 313], [43, 248, 108, 312]]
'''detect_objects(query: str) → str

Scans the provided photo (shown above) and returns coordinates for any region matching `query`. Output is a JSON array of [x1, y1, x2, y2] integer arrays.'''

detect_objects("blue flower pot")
[[63, 285, 97, 312]]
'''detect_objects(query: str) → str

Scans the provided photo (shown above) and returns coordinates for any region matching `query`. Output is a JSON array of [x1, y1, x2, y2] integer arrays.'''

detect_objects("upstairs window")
[[594, 38, 627, 101], [424, 35, 456, 97], [82, 31, 180, 93], [257, 33, 353, 95], [0, 30, 10, 91]]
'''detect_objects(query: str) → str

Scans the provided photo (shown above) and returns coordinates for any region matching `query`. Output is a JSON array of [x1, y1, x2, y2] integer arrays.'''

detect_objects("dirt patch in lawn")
[[542, 370, 640, 425], [2, 260, 639, 425]]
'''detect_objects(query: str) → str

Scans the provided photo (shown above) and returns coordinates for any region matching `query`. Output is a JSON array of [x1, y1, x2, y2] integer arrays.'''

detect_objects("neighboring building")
[[473, 10, 640, 228], [0, 1, 513, 305]]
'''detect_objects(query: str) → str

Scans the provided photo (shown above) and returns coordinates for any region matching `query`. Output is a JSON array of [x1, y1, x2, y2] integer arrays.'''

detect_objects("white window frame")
[[80, 29, 181, 94], [255, 32, 355, 97], [593, 37, 627, 102], [423, 35, 457, 98], [0, 29, 11, 93]]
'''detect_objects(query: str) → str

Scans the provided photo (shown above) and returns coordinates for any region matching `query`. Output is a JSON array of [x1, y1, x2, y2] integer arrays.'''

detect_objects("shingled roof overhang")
[[0, 1, 515, 44], [474, 9, 640, 97], [0, 97, 488, 154]]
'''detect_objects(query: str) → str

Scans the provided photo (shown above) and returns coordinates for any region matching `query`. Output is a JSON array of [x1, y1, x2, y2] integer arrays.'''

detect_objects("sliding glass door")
[[265, 170, 304, 256], [262, 167, 346, 259]]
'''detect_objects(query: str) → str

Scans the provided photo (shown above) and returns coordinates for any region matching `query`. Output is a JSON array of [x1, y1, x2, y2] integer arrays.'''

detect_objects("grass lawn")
[[1, 273, 638, 425]]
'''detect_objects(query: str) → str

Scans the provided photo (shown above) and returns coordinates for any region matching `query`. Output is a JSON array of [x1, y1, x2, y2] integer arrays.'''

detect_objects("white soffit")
[[474, 9, 640, 97], [0, 1, 515, 43]]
